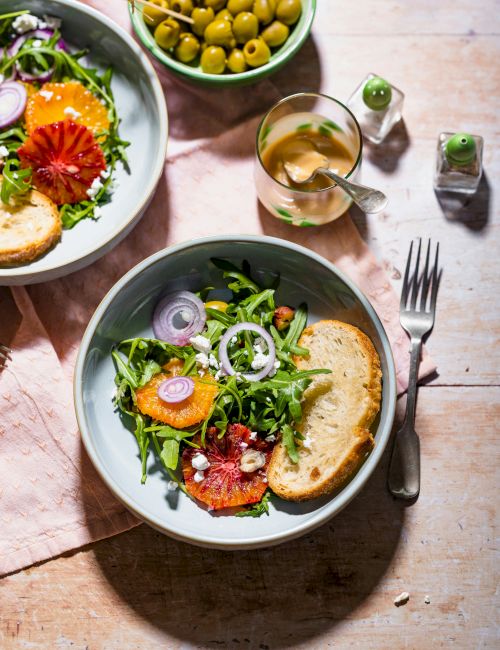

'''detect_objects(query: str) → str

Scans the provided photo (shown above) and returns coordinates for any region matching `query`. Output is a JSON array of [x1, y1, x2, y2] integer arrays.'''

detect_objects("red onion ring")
[[8, 29, 67, 83], [0, 81, 27, 129], [157, 376, 195, 403], [219, 323, 276, 382], [152, 291, 206, 346]]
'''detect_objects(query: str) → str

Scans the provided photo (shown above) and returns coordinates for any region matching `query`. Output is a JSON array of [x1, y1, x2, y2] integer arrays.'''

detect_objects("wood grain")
[[1, 0, 499, 648], [1, 388, 498, 649]]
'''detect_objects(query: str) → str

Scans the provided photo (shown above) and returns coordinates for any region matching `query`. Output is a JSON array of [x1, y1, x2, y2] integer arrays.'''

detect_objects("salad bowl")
[[0, 0, 168, 285], [75, 235, 397, 550]]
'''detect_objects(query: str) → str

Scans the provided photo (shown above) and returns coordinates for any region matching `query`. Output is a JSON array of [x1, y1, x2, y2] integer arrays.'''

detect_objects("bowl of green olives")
[[129, 0, 316, 86]]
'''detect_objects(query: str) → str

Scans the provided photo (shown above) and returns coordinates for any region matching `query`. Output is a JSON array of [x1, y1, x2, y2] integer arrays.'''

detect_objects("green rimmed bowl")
[[74, 235, 397, 550], [129, 0, 316, 87]]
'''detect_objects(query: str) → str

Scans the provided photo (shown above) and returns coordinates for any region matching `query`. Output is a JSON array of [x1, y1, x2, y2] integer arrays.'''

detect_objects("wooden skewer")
[[128, 0, 195, 25]]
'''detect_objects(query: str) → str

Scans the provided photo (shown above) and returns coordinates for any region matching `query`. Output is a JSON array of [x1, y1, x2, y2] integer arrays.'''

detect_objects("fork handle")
[[404, 336, 422, 428], [388, 337, 422, 499]]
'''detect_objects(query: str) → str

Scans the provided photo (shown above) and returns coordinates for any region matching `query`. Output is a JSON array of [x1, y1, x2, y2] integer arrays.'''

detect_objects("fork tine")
[[419, 239, 432, 312], [400, 240, 413, 310], [409, 238, 422, 310], [429, 242, 440, 315]]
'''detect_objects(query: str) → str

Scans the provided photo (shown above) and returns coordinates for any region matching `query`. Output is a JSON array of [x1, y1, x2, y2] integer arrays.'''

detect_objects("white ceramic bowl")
[[75, 236, 397, 550], [0, 0, 168, 285]]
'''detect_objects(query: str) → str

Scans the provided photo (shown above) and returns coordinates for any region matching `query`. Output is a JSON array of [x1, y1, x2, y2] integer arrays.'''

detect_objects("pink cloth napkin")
[[0, 1, 435, 576]]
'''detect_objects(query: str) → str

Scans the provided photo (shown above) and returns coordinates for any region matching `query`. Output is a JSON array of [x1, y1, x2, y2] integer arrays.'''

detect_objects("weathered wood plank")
[[1, 387, 497, 649]]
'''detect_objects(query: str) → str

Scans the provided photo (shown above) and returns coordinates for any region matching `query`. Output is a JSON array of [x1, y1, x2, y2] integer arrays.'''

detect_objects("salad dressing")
[[261, 129, 355, 191]]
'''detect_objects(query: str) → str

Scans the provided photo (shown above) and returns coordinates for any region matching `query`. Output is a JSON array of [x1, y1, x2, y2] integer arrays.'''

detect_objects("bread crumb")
[[394, 591, 410, 607]]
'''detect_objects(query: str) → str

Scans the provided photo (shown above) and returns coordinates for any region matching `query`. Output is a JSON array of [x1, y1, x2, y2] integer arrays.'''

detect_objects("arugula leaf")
[[235, 491, 271, 518], [0, 160, 32, 204], [281, 424, 299, 464], [160, 439, 179, 470]]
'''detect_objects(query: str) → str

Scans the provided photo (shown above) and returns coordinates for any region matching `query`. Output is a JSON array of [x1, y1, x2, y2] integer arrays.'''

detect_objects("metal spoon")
[[284, 150, 388, 214]]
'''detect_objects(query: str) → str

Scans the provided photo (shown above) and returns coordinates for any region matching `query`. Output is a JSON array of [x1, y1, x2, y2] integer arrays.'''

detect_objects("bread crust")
[[268, 320, 382, 501], [0, 189, 61, 266]]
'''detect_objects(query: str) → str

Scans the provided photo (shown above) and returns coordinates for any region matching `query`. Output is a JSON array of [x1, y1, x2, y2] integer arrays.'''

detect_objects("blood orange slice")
[[18, 120, 106, 205], [25, 81, 110, 136], [136, 366, 218, 429], [182, 424, 271, 511]]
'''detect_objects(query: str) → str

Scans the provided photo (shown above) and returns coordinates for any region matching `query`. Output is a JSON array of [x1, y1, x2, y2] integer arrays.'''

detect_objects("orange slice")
[[182, 424, 271, 510], [25, 81, 110, 136], [136, 367, 218, 429], [18, 120, 106, 205]]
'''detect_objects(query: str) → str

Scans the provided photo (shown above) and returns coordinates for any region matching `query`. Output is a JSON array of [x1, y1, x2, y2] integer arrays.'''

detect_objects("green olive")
[[154, 18, 181, 49], [227, 0, 254, 13], [170, 0, 193, 15], [252, 0, 276, 25], [143, 0, 170, 28], [174, 32, 200, 62], [275, 0, 301, 25], [191, 7, 214, 36], [243, 37, 271, 66], [215, 8, 234, 22], [227, 48, 247, 72], [204, 19, 234, 47], [202, 0, 226, 10], [201, 45, 226, 73], [233, 11, 259, 43], [260, 19, 289, 46]]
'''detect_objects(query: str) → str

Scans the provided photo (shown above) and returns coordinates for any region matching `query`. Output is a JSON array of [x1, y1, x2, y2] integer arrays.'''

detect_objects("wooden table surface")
[[1, 1, 499, 648]]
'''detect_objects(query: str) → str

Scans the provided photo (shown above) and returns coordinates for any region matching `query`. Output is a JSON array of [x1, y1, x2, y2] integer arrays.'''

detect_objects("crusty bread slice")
[[0, 188, 61, 265], [267, 320, 382, 501]]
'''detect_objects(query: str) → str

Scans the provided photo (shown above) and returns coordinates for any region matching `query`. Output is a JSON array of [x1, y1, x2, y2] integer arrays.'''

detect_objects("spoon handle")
[[320, 168, 388, 214]]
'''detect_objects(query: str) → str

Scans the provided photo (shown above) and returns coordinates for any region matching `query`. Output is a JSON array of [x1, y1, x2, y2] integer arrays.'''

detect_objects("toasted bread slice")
[[267, 320, 382, 501], [0, 188, 61, 266]]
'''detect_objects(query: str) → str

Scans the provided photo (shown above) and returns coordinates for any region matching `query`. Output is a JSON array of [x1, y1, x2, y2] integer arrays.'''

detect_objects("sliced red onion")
[[152, 291, 206, 346], [8, 29, 67, 83], [157, 376, 195, 403], [219, 323, 276, 382], [0, 81, 27, 128]]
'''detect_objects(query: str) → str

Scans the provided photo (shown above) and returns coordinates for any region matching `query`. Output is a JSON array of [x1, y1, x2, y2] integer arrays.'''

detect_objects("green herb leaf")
[[235, 491, 271, 517]]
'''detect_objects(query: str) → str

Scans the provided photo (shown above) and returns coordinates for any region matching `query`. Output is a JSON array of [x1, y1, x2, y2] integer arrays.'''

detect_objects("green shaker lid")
[[445, 133, 476, 166], [362, 76, 392, 111]]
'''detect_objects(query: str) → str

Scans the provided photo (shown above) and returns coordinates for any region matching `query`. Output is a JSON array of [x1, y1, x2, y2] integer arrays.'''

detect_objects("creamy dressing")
[[262, 129, 355, 191]]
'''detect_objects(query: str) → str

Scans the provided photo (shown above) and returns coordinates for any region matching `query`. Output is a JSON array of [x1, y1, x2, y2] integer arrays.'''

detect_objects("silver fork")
[[0, 343, 11, 368], [388, 239, 441, 499]]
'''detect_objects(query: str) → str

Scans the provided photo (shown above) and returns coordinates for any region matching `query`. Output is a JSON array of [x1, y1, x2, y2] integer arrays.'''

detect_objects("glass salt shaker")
[[433, 132, 483, 194], [347, 73, 404, 144]]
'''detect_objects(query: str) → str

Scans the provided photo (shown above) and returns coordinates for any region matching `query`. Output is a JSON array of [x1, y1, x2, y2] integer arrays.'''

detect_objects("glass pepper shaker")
[[433, 132, 483, 194], [347, 73, 404, 144]]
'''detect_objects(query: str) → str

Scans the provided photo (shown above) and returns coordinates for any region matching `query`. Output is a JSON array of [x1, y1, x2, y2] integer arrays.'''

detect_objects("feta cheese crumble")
[[265, 434, 276, 443], [166, 480, 178, 491], [195, 352, 210, 370], [193, 470, 205, 483], [93, 206, 103, 218], [303, 435, 313, 449], [0, 145, 9, 160], [32, 39, 43, 48], [39, 89, 54, 101], [189, 335, 211, 354], [208, 354, 219, 369], [86, 177, 103, 199], [191, 453, 210, 471], [13, 14, 39, 34], [249, 431, 258, 441], [251, 352, 269, 370]]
